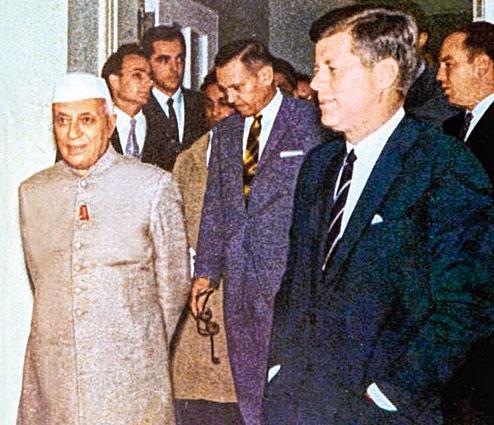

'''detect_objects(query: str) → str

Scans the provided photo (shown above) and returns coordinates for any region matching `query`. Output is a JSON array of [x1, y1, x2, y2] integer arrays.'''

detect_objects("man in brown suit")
[[17, 73, 189, 425], [172, 70, 240, 425]]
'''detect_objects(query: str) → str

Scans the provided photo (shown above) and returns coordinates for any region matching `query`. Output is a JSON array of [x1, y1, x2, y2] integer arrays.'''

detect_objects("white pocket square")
[[267, 364, 281, 383], [280, 150, 304, 158], [366, 383, 398, 412], [371, 214, 383, 225]]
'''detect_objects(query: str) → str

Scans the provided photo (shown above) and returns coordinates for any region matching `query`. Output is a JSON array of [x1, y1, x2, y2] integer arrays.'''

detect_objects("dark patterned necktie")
[[243, 114, 262, 205], [167, 97, 179, 144], [458, 111, 473, 141], [322, 149, 357, 271], [125, 118, 140, 157]]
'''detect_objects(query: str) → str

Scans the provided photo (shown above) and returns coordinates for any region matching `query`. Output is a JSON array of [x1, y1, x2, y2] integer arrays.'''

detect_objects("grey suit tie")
[[125, 118, 140, 157]]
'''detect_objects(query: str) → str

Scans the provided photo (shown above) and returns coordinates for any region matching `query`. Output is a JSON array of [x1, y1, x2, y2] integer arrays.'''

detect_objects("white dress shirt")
[[114, 107, 147, 155], [338, 107, 405, 237], [152, 87, 185, 143], [465, 92, 494, 140], [242, 89, 283, 158]]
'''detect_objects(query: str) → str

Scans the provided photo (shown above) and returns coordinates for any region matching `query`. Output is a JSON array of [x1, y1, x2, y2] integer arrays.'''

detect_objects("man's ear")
[[373, 57, 400, 91], [473, 53, 494, 78], [107, 112, 117, 136], [257, 65, 274, 86], [417, 31, 429, 49], [108, 74, 120, 94]]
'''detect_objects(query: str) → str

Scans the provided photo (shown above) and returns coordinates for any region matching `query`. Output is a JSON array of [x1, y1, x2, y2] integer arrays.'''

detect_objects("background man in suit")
[[172, 70, 240, 425], [17, 73, 189, 425], [101, 43, 153, 159], [190, 40, 322, 425], [264, 6, 494, 424], [437, 21, 494, 424], [141, 25, 207, 171], [438, 22, 494, 183]]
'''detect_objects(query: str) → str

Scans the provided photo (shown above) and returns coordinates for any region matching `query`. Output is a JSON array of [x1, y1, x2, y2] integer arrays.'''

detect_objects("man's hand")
[[189, 276, 213, 318]]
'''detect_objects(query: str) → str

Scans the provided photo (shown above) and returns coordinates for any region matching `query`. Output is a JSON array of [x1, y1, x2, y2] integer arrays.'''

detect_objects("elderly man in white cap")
[[17, 73, 189, 425]]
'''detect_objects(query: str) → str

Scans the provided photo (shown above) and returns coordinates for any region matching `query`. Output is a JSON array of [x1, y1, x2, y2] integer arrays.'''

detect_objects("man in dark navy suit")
[[264, 5, 494, 424], [438, 21, 494, 424], [141, 25, 207, 171]]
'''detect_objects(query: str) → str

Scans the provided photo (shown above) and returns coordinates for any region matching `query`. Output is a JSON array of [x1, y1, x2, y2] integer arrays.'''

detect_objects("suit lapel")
[[221, 114, 245, 174], [324, 117, 420, 283], [183, 90, 194, 146], [256, 97, 289, 173], [466, 102, 494, 148], [110, 130, 123, 154]]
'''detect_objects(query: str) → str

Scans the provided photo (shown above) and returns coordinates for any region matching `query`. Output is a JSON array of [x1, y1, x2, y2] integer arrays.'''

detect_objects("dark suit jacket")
[[194, 96, 323, 425], [265, 116, 494, 424], [442, 101, 494, 421], [443, 102, 494, 184], [142, 88, 207, 171]]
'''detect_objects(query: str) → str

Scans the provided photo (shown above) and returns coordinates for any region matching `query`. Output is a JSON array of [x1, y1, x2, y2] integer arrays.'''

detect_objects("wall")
[[0, 2, 68, 424], [195, 0, 270, 47]]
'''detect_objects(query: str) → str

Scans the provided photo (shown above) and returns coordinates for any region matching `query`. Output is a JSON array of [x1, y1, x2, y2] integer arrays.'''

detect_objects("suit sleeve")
[[378, 138, 494, 410], [150, 174, 190, 340], [194, 129, 225, 283]]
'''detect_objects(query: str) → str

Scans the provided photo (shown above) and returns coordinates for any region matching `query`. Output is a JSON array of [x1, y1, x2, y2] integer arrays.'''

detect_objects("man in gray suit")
[[17, 73, 189, 425], [190, 40, 323, 425]]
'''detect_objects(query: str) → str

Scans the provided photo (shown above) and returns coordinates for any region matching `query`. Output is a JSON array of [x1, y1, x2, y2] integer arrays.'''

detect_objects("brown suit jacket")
[[172, 132, 237, 402]]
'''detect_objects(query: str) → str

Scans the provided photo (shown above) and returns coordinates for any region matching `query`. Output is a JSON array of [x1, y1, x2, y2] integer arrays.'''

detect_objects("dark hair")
[[456, 21, 494, 63], [141, 25, 186, 58], [272, 57, 297, 89], [310, 5, 418, 96], [295, 72, 311, 84], [101, 43, 147, 93], [200, 70, 218, 92], [214, 39, 274, 72]]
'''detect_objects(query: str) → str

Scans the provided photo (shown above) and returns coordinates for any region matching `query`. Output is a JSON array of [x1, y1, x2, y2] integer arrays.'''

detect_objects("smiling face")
[[149, 39, 185, 96], [437, 32, 480, 110], [53, 98, 116, 173], [216, 57, 275, 117], [311, 31, 385, 142]]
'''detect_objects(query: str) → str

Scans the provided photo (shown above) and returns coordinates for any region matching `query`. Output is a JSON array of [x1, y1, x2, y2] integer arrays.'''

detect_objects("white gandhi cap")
[[52, 72, 113, 106]]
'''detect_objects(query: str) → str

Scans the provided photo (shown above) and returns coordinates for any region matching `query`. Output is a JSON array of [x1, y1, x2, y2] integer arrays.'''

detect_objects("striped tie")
[[322, 149, 357, 271], [243, 114, 262, 205]]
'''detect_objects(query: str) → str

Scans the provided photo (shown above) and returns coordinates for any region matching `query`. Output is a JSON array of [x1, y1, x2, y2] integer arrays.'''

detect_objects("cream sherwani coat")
[[172, 133, 237, 402], [17, 146, 190, 425]]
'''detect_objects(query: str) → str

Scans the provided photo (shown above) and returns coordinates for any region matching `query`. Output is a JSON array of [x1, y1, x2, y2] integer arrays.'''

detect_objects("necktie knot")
[[459, 112, 473, 141], [346, 149, 357, 166], [167, 98, 174, 107], [130, 118, 136, 129]]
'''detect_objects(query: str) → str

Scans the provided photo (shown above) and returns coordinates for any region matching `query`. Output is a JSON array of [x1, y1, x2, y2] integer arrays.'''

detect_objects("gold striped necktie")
[[243, 114, 262, 205]]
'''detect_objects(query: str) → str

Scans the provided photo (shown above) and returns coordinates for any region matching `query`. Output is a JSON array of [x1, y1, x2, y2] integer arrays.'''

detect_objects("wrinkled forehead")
[[52, 98, 109, 116]]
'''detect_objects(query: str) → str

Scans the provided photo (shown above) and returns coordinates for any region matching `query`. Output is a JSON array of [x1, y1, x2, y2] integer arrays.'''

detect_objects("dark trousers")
[[175, 399, 244, 425]]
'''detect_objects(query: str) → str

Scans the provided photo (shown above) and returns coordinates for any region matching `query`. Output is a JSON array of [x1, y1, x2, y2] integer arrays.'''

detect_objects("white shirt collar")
[[346, 107, 405, 157], [245, 88, 283, 127], [152, 86, 183, 111], [114, 106, 145, 124], [243, 89, 283, 158]]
